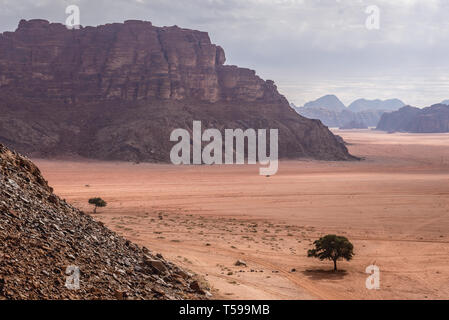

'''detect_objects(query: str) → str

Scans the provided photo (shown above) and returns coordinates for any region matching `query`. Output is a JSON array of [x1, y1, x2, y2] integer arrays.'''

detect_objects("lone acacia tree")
[[307, 234, 354, 271], [88, 197, 107, 214]]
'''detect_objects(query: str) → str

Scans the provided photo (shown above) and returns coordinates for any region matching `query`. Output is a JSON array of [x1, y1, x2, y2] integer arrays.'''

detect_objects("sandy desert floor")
[[34, 130, 449, 300]]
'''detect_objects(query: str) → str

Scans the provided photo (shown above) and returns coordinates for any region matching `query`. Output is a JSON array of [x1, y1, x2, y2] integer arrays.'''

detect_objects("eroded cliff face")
[[0, 19, 355, 162], [0, 19, 276, 103]]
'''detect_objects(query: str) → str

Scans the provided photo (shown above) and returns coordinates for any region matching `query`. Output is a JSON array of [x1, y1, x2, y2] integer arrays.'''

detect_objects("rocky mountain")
[[442, 100, 449, 105], [294, 95, 404, 128], [348, 99, 405, 112], [0, 143, 207, 299], [376, 104, 449, 133], [303, 95, 346, 112], [0, 19, 354, 162]]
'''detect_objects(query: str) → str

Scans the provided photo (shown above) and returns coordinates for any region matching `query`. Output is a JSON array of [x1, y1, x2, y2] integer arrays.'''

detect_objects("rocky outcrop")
[[0, 19, 355, 162], [376, 104, 449, 133], [0, 143, 208, 299], [0, 19, 276, 104]]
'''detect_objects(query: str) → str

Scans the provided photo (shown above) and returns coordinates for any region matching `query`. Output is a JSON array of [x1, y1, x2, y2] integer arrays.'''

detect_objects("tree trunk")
[[333, 259, 337, 272], [93, 206, 97, 214]]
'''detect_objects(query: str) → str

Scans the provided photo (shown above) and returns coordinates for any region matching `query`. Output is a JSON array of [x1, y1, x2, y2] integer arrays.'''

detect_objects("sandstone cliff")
[[377, 104, 449, 133], [0, 19, 355, 162]]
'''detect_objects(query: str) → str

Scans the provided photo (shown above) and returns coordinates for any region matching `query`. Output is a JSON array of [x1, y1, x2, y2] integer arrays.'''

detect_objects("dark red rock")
[[0, 20, 355, 162]]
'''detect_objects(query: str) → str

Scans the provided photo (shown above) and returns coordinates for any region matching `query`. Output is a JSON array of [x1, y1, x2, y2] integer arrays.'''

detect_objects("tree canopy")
[[307, 234, 354, 271], [88, 197, 107, 213]]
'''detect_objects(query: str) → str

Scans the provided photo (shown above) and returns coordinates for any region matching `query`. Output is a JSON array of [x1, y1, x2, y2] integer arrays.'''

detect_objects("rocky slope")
[[376, 104, 449, 133], [0, 143, 208, 299], [0, 19, 354, 162]]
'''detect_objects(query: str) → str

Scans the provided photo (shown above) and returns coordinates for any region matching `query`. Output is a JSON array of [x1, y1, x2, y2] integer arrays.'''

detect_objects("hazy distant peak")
[[377, 104, 449, 133], [348, 98, 405, 112], [303, 94, 346, 111], [441, 99, 449, 105], [399, 105, 421, 112]]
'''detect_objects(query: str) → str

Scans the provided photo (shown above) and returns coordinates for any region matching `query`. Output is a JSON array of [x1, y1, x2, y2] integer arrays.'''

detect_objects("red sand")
[[35, 130, 449, 299]]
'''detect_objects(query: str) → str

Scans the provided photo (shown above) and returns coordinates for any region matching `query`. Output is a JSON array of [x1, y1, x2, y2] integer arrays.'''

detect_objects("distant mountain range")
[[304, 95, 346, 112], [442, 100, 449, 105], [377, 104, 449, 133], [348, 98, 405, 112], [292, 95, 406, 128]]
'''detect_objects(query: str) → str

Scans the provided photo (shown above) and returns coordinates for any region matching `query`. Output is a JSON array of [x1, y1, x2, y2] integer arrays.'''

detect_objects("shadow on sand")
[[302, 269, 348, 280]]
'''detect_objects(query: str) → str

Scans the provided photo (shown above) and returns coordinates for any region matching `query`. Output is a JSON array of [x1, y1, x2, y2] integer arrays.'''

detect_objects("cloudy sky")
[[1, 0, 449, 107]]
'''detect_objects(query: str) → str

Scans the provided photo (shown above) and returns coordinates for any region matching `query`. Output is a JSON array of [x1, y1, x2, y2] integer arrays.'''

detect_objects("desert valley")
[[1, 6, 449, 304], [34, 129, 449, 300]]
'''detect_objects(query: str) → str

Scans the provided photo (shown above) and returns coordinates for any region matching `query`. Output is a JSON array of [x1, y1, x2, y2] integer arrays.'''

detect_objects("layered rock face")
[[0, 19, 355, 162], [377, 104, 449, 133], [0, 143, 207, 299], [0, 19, 277, 104]]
